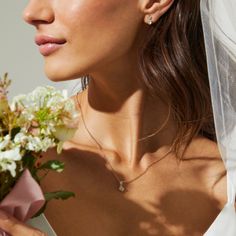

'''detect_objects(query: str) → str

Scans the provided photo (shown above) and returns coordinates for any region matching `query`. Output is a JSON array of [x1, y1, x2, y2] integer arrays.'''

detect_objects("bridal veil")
[[201, 0, 236, 234]]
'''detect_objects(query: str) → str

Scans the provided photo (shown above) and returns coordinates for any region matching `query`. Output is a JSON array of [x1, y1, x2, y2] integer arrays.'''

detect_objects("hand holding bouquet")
[[0, 73, 80, 234]]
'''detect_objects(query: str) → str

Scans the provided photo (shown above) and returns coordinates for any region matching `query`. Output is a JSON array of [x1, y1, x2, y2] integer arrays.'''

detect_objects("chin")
[[44, 62, 86, 82]]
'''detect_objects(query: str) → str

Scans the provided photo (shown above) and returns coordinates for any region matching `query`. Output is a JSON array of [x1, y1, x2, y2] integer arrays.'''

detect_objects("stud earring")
[[147, 15, 153, 25]]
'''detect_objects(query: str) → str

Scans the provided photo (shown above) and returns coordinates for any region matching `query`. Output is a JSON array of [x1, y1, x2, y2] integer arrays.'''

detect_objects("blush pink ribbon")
[[0, 169, 45, 236]]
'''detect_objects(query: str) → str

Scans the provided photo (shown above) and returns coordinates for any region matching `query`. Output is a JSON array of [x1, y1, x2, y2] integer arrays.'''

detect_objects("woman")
[[0, 0, 231, 235]]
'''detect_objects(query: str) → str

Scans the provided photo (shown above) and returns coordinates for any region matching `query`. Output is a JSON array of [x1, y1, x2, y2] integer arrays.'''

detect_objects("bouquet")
[[0, 73, 79, 232]]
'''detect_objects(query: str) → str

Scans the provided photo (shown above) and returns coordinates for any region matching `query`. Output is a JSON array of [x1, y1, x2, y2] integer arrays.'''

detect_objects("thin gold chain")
[[75, 91, 172, 190]]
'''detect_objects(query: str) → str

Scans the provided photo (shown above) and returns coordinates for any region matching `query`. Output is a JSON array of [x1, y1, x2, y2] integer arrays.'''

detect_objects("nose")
[[23, 0, 54, 27]]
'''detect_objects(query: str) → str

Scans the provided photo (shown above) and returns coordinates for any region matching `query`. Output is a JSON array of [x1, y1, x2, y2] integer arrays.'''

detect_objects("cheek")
[[46, 0, 142, 81], [67, 0, 129, 26], [66, 0, 141, 56]]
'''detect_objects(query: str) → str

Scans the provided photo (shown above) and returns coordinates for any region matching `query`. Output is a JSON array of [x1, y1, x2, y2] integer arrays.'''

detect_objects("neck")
[[73, 62, 177, 169]]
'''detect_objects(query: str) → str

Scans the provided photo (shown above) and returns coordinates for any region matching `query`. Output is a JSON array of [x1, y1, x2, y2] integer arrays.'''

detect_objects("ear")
[[140, 0, 175, 25]]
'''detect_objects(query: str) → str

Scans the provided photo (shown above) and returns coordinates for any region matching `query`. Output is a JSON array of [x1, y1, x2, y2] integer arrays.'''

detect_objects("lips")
[[35, 35, 66, 56]]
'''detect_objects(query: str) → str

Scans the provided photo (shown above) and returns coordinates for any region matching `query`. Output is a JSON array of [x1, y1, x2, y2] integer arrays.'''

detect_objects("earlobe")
[[145, 15, 153, 25], [142, 0, 174, 25]]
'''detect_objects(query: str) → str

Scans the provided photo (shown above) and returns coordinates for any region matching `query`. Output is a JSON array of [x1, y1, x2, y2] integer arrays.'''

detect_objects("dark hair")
[[81, 0, 216, 159]]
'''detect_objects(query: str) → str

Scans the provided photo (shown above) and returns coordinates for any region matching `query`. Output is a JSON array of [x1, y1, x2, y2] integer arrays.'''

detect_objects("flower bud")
[[0, 98, 9, 118], [53, 125, 77, 142]]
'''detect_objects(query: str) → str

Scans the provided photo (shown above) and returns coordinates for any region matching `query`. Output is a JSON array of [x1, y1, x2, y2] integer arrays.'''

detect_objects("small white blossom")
[[10, 94, 27, 111], [22, 135, 55, 152], [40, 137, 56, 152], [25, 136, 43, 152], [0, 135, 11, 150], [0, 147, 22, 177], [14, 132, 28, 146]]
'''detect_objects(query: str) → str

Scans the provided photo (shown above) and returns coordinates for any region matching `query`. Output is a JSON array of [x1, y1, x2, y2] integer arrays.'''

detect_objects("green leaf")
[[38, 160, 65, 173], [44, 191, 75, 201], [33, 202, 48, 218], [33, 191, 75, 217], [22, 153, 37, 170], [10, 127, 21, 140]]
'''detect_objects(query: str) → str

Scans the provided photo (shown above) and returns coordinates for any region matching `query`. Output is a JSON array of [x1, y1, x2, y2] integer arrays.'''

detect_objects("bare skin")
[[0, 0, 229, 235], [39, 92, 227, 236]]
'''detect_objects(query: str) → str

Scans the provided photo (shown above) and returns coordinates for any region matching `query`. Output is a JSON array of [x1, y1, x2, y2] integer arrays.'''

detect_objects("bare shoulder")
[[182, 136, 227, 206]]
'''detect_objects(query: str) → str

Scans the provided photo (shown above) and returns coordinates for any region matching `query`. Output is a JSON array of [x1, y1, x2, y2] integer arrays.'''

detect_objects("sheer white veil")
[[201, 0, 236, 234]]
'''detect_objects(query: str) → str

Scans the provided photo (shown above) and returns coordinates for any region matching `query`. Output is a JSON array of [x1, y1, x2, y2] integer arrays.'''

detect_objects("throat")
[[74, 83, 177, 170]]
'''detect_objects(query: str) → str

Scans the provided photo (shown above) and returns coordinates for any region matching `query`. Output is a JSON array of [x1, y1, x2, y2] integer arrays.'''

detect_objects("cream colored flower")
[[10, 94, 27, 111], [0, 147, 22, 177], [0, 135, 11, 150], [53, 125, 77, 142]]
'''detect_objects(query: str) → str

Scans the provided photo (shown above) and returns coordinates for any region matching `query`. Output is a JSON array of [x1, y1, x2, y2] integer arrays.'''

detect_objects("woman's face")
[[23, 0, 145, 81]]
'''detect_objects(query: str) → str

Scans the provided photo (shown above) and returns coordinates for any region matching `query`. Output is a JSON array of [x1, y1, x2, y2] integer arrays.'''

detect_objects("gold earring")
[[147, 15, 153, 25]]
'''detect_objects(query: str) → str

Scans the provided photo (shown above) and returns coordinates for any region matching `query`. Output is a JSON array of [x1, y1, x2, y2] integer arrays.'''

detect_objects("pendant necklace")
[[76, 91, 172, 192]]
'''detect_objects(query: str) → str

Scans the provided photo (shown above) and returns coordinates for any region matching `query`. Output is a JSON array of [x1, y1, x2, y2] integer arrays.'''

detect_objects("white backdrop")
[[0, 1, 80, 100]]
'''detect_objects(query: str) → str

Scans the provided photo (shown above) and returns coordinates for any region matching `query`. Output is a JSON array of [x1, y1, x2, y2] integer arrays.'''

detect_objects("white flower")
[[64, 98, 80, 120], [14, 132, 56, 152], [46, 89, 68, 108], [23, 135, 55, 152], [9, 86, 79, 155], [0, 147, 22, 177], [10, 94, 27, 111], [40, 137, 56, 152], [14, 132, 28, 146], [2, 161, 17, 177], [27, 86, 67, 109], [0, 135, 11, 150], [53, 125, 77, 142], [25, 136, 42, 152]]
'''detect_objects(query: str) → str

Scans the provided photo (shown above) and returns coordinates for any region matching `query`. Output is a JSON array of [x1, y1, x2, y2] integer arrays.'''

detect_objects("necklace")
[[75, 91, 172, 192]]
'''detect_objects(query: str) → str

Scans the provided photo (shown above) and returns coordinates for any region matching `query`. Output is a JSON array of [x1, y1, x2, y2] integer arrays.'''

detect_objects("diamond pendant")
[[119, 181, 125, 192]]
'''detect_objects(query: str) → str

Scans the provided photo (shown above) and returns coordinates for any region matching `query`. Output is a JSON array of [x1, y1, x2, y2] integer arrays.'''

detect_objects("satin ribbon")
[[0, 169, 45, 235]]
